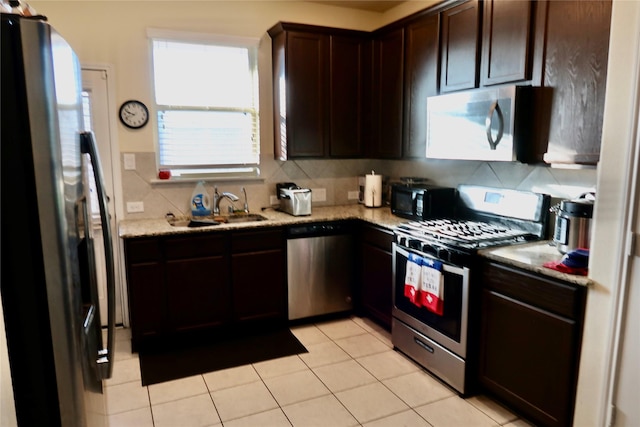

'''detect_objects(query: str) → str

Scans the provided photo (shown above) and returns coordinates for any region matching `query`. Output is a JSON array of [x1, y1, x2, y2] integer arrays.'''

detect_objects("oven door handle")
[[393, 243, 468, 276]]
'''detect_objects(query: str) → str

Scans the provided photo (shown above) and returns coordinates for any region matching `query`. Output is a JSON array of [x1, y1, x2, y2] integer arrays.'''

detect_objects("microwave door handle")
[[485, 101, 504, 150]]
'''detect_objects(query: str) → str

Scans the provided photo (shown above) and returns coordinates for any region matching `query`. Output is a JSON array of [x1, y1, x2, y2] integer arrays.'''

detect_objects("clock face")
[[119, 100, 149, 129]]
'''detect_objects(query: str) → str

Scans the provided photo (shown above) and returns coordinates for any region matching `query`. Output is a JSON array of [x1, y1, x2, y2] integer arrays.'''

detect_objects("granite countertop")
[[119, 205, 591, 286], [118, 204, 408, 239], [479, 241, 593, 286]]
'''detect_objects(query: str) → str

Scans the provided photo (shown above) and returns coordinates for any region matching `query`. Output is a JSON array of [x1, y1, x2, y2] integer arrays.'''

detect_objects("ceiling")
[[306, 1, 408, 13]]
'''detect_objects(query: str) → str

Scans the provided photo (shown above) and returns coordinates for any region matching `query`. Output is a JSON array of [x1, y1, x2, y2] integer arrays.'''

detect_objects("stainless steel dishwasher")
[[286, 221, 355, 320]]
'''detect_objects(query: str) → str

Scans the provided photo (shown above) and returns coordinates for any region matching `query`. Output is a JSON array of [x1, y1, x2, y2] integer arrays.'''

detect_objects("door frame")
[[81, 63, 129, 328]]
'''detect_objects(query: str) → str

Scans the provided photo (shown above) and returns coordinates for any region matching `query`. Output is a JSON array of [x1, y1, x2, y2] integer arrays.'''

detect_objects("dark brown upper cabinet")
[[480, 0, 534, 86], [370, 27, 404, 159], [440, 0, 481, 93], [329, 35, 368, 157], [403, 12, 440, 158], [536, 0, 612, 166], [270, 26, 328, 159], [268, 23, 368, 160]]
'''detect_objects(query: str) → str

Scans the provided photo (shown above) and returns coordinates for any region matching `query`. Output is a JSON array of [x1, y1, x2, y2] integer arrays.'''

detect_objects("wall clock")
[[119, 100, 149, 129]]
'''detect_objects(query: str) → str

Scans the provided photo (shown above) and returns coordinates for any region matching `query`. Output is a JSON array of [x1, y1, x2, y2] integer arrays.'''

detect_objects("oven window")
[[394, 254, 463, 342]]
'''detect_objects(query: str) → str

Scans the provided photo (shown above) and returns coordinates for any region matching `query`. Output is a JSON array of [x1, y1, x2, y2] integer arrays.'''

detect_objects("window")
[[148, 29, 260, 178]]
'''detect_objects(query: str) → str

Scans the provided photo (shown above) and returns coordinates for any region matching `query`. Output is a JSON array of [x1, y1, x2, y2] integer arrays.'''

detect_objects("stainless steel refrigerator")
[[1, 11, 116, 427]]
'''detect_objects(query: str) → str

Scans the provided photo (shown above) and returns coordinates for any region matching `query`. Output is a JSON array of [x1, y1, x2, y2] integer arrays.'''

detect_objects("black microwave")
[[390, 184, 457, 220]]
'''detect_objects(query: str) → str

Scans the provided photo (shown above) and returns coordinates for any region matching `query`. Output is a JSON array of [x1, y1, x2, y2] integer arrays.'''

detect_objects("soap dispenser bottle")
[[191, 181, 211, 217]]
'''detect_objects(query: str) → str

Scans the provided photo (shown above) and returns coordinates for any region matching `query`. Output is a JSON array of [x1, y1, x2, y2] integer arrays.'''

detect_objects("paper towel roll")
[[364, 172, 382, 207]]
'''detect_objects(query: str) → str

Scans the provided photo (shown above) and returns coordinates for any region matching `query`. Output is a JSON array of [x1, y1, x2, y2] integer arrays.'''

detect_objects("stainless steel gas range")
[[391, 185, 551, 395]]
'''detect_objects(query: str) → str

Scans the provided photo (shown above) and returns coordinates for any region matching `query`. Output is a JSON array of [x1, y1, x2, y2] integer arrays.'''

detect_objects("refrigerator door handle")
[[80, 131, 115, 380]]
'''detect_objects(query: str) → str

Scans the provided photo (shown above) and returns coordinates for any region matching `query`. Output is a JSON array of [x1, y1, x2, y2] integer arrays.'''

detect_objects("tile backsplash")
[[120, 152, 597, 220]]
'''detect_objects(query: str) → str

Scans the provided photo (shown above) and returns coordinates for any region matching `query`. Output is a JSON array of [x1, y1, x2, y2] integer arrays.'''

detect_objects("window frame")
[[147, 28, 261, 180]]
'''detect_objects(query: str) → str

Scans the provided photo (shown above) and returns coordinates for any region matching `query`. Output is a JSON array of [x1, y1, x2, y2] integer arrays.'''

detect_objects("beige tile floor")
[[105, 316, 534, 427]]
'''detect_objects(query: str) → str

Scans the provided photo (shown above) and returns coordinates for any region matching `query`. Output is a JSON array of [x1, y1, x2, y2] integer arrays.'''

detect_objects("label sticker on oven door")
[[404, 254, 423, 306]]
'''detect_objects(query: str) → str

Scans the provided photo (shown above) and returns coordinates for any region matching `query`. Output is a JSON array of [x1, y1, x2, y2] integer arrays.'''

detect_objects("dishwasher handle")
[[286, 222, 353, 239]]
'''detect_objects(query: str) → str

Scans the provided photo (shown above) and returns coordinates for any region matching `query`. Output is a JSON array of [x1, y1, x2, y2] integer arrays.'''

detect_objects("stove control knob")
[[421, 243, 438, 257], [408, 239, 422, 250], [436, 247, 451, 262], [447, 250, 467, 266]]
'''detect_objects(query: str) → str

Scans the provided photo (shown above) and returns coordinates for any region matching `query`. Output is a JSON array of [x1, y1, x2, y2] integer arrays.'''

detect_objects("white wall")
[[574, 1, 640, 425]]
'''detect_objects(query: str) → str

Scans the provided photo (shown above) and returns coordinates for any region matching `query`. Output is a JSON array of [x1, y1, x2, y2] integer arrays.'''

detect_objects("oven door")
[[392, 243, 470, 358]]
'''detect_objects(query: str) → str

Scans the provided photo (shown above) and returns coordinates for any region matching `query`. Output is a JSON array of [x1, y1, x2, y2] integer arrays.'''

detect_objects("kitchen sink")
[[221, 213, 268, 223], [168, 218, 220, 228], [167, 213, 268, 227]]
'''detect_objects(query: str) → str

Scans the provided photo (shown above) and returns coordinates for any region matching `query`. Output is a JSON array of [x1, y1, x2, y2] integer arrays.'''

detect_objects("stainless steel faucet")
[[213, 186, 239, 215], [241, 187, 249, 213]]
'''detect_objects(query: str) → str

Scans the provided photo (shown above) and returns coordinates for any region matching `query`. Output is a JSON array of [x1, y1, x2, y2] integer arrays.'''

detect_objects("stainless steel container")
[[551, 193, 595, 254]]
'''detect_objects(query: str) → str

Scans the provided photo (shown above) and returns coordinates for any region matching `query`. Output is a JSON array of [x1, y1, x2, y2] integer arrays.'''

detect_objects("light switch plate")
[[123, 153, 136, 170], [126, 201, 144, 213], [311, 188, 326, 202]]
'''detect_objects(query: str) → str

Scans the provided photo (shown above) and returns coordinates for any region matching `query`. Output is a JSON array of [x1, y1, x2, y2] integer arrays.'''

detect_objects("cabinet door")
[[480, 289, 580, 427], [440, 0, 480, 92], [166, 256, 231, 333], [232, 250, 286, 323], [481, 0, 533, 86], [128, 262, 164, 348], [371, 28, 404, 158], [540, 0, 611, 165], [359, 225, 394, 330], [125, 238, 164, 350], [231, 228, 286, 324], [403, 13, 439, 158], [284, 31, 329, 158], [329, 35, 365, 157], [361, 244, 393, 330]]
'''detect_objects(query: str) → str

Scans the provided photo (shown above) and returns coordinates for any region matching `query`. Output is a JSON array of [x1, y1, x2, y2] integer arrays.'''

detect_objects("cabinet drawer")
[[361, 225, 394, 251], [482, 262, 585, 320], [164, 233, 227, 259], [232, 228, 284, 253], [125, 238, 162, 263]]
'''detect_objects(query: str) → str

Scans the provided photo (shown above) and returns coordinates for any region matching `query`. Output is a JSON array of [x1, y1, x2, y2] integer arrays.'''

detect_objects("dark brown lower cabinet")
[[231, 228, 286, 325], [479, 262, 587, 427], [359, 224, 394, 330], [166, 256, 230, 333], [124, 227, 286, 351]]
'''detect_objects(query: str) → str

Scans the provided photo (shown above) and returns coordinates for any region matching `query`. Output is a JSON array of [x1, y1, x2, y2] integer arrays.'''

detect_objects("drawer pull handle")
[[414, 337, 434, 353]]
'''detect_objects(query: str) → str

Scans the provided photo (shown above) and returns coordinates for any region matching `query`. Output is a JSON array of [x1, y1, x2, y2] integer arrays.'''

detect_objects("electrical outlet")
[[126, 201, 144, 213], [123, 153, 136, 170], [270, 195, 279, 205], [348, 191, 360, 200], [311, 188, 326, 202]]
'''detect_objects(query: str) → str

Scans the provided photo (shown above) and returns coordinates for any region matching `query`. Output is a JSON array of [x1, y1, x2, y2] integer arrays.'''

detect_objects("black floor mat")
[[138, 328, 308, 386]]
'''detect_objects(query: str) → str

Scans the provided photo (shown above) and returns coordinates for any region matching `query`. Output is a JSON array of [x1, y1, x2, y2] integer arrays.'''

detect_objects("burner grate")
[[396, 218, 533, 248]]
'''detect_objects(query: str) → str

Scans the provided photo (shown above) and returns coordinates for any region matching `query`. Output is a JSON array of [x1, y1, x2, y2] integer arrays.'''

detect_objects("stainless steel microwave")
[[426, 85, 550, 162]]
